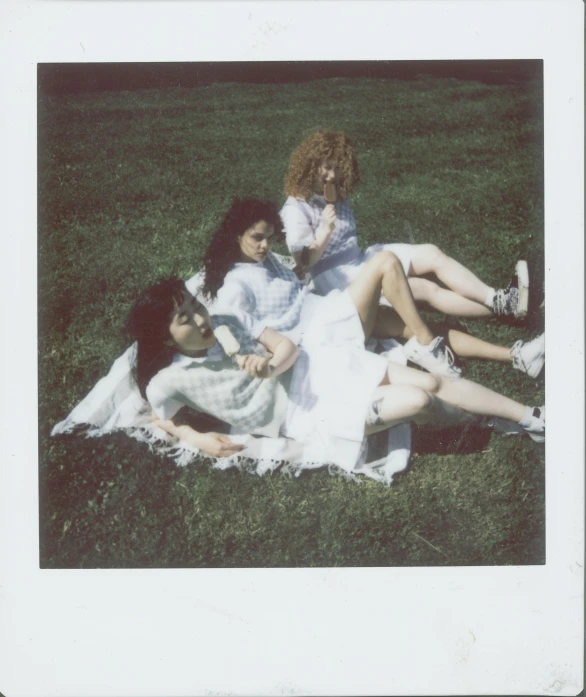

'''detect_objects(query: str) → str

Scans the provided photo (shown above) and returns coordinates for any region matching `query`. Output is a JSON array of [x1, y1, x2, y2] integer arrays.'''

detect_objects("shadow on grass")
[[412, 423, 492, 455]]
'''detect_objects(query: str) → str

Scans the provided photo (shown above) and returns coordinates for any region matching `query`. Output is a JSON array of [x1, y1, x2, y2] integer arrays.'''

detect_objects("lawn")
[[39, 68, 545, 568]]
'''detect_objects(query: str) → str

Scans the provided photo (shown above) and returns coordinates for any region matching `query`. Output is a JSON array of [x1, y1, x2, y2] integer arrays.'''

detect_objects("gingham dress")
[[280, 195, 414, 297], [148, 301, 388, 472], [216, 252, 320, 344], [147, 315, 290, 437]]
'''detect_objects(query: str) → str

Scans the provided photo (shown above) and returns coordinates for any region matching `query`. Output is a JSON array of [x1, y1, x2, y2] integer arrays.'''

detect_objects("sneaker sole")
[[526, 353, 545, 379], [515, 260, 529, 318], [527, 431, 545, 443], [527, 404, 545, 442]]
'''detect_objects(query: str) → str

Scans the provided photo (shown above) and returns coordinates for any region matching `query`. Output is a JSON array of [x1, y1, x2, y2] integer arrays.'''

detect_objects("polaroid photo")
[[1, 1, 583, 696]]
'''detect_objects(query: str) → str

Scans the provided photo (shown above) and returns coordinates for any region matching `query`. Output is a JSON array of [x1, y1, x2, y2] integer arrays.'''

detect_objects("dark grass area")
[[39, 71, 545, 568]]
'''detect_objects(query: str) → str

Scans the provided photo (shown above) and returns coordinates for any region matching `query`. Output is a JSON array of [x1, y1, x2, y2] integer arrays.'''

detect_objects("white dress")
[[52, 262, 413, 485], [280, 194, 414, 297], [214, 252, 413, 472], [146, 308, 388, 473]]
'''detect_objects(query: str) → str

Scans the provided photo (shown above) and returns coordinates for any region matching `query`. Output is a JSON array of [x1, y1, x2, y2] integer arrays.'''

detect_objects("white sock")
[[518, 406, 536, 427], [484, 287, 496, 308]]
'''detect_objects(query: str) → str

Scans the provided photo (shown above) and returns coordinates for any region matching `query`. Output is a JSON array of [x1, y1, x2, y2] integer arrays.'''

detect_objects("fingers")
[[215, 433, 237, 444], [237, 354, 268, 377], [211, 434, 245, 456], [219, 443, 246, 456]]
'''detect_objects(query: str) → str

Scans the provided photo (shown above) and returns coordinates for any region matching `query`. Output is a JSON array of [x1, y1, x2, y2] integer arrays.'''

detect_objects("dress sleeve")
[[216, 280, 267, 340], [146, 379, 184, 421], [280, 198, 317, 253]]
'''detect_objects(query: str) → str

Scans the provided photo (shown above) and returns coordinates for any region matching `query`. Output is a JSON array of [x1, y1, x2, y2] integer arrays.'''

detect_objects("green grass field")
[[39, 73, 545, 568]]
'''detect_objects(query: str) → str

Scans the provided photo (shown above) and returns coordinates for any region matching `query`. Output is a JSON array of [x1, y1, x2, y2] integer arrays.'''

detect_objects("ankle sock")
[[484, 287, 496, 308], [518, 406, 540, 427]]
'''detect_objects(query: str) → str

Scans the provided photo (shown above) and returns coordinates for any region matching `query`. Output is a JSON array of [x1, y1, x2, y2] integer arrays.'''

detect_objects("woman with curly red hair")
[[281, 131, 530, 325]]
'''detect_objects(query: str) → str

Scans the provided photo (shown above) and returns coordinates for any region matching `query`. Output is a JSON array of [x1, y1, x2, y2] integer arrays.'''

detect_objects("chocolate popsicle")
[[323, 182, 337, 203]]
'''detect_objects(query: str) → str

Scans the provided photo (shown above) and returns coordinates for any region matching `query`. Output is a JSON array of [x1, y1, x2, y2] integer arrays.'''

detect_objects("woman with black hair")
[[124, 277, 544, 468], [201, 198, 544, 379]]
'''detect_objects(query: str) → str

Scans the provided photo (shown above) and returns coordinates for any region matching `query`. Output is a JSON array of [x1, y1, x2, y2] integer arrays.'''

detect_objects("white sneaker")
[[523, 406, 545, 443], [492, 260, 529, 319], [403, 336, 462, 378], [511, 333, 545, 378]]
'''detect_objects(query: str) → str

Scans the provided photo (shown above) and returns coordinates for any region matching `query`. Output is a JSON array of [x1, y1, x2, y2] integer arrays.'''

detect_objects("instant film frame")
[[1, 1, 583, 695]]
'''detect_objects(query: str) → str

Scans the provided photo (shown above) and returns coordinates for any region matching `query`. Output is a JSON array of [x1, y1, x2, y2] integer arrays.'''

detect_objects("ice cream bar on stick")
[[214, 325, 241, 357], [324, 182, 337, 203]]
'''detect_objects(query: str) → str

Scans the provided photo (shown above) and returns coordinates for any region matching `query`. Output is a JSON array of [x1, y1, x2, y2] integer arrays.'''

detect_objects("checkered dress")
[[147, 315, 290, 437], [280, 195, 361, 261], [216, 252, 313, 340], [280, 196, 413, 298]]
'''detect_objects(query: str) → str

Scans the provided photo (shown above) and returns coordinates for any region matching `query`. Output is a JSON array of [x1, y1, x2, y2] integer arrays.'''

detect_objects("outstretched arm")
[[154, 416, 245, 458]]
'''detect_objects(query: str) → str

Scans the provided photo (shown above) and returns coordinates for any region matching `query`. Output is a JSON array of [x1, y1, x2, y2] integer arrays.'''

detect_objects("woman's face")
[[167, 292, 215, 355], [316, 159, 339, 191], [238, 220, 274, 264]]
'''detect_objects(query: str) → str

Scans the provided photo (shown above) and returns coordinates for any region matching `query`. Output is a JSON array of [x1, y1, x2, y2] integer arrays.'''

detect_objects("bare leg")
[[364, 362, 536, 438], [373, 311, 513, 363], [364, 383, 469, 435], [384, 362, 526, 422], [347, 252, 434, 345], [408, 277, 493, 318], [409, 244, 494, 306]]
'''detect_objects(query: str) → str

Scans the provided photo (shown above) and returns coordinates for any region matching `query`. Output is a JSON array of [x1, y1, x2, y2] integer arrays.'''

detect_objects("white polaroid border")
[[1, 1, 583, 696]]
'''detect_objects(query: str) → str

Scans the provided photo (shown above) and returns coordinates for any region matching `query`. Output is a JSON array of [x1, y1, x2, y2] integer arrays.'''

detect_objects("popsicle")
[[324, 182, 337, 203], [214, 325, 241, 357]]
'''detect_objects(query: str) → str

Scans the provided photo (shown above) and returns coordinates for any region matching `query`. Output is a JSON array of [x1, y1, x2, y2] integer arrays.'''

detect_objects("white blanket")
[[52, 264, 413, 485]]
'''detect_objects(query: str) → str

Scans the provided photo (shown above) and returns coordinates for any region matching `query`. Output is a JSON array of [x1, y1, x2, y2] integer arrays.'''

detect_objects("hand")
[[292, 263, 306, 280], [322, 203, 337, 234], [191, 432, 246, 458], [235, 354, 272, 378]]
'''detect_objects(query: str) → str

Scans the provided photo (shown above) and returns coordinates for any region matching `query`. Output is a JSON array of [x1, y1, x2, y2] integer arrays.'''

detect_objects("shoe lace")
[[432, 337, 456, 367]]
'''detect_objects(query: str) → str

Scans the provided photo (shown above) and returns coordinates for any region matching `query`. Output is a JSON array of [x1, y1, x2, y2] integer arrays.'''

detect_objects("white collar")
[[233, 255, 271, 271], [172, 342, 224, 367]]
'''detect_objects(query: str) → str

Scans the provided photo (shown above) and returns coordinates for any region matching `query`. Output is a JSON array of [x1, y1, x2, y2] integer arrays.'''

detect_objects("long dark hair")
[[126, 277, 186, 399], [202, 198, 283, 300]]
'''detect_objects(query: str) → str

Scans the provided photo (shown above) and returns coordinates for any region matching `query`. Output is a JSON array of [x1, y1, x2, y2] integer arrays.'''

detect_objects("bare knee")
[[374, 250, 403, 278], [419, 373, 441, 394], [408, 387, 433, 416]]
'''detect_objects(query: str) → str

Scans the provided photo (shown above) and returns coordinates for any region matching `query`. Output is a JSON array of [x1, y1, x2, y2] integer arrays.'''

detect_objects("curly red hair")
[[284, 131, 360, 201]]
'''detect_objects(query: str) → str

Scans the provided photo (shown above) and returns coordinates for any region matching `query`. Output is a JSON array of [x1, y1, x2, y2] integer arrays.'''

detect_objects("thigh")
[[364, 383, 429, 434], [346, 255, 385, 337], [408, 276, 441, 303], [407, 243, 442, 276], [381, 360, 440, 391]]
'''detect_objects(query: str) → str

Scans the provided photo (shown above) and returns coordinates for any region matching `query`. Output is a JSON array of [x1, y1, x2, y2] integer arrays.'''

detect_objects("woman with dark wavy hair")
[[201, 198, 544, 379], [281, 130, 531, 323], [202, 198, 284, 302], [123, 277, 544, 466]]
